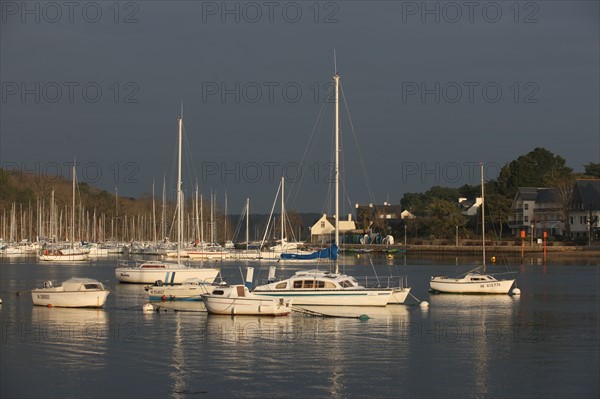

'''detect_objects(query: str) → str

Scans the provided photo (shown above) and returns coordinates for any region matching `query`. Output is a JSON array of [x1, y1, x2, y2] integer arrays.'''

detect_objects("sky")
[[1, 1, 599, 214]]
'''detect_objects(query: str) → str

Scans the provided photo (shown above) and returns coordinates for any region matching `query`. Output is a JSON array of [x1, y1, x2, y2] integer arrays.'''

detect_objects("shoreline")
[[338, 243, 600, 258]]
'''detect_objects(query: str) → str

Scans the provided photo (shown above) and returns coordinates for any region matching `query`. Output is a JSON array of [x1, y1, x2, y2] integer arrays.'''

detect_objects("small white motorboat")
[[146, 277, 217, 301], [203, 284, 292, 316], [31, 278, 110, 308]]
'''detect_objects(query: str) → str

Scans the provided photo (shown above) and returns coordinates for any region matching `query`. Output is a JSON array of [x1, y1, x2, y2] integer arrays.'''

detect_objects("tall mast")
[[246, 198, 250, 251], [161, 174, 166, 241], [334, 67, 340, 274], [481, 162, 485, 273], [72, 161, 76, 247], [281, 176, 285, 243], [200, 194, 204, 246], [177, 110, 183, 263], [152, 180, 157, 243]]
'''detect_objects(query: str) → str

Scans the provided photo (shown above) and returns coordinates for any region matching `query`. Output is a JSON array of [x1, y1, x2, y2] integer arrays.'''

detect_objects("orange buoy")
[[47, 304, 52, 308], [161, 295, 167, 301]]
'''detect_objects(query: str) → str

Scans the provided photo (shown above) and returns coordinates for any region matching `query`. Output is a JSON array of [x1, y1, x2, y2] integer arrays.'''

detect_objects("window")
[[293, 281, 302, 288], [303, 280, 314, 289], [320, 221, 325, 228], [570, 216, 574, 225], [275, 282, 287, 289], [213, 290, 224, 295], [524, 216, 529, 222], [324, 282, 336, 288], [316, 281, 325, 288], [524, 203, 529, 210], [341, 280, 354, 288]]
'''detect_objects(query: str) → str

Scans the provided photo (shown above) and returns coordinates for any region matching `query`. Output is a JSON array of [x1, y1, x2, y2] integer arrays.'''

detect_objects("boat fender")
[[161, 295, 167, 301], [47, 304, 52, 308]]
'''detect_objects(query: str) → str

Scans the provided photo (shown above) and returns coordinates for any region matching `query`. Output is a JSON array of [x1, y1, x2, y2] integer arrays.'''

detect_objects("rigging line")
[[287, 90, 330, 205], [340, 82, 377, 206]]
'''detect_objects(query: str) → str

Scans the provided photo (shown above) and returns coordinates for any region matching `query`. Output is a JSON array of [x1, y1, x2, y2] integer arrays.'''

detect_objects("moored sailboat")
[[429, 163, 519, 295]]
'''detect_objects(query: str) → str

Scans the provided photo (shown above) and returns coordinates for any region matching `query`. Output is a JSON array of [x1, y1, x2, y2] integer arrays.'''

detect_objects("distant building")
[[458, 197, 482, 216], [508, 187, 563, 237], [569, 179, 600, 240], [309, 214, 356, 244]]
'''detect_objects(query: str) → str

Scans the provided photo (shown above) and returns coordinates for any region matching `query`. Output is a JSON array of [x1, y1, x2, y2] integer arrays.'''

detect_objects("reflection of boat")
[[146, 277, 216, 301], [203, 285, 292, 316], [31, 278, 110, 307], [296, 304, 410, 319], [430, 164, 517, 295]]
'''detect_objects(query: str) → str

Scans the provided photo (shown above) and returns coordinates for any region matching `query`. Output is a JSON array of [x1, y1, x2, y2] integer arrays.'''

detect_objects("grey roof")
[[517, 187, 540, 201], [536, 188, 559, 203], [574, 179, 600, 209]]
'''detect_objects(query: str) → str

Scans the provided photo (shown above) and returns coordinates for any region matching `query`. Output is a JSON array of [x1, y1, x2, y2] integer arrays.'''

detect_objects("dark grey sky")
[[1, 1, 599, 214]]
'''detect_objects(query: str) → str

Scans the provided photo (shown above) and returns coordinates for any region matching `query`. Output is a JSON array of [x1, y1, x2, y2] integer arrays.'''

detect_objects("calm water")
[[1, 255, 598, 398]]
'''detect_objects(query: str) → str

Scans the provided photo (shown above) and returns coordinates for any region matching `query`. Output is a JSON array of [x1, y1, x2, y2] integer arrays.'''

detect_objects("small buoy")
[[161, 295, 167, 302], [47, 304, 53, 308], [142, 303, 154, 312], [0, 298, 3, 305], [387, 254, 393, 259], [358, 314, 369, 320], [512, 288, 521, 296], [420, 301, 429, 308], [491, 256, 496, 263]]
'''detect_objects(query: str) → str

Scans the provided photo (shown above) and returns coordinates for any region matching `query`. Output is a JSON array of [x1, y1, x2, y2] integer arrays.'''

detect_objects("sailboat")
[[39, 163, 89, 262], [253, 66, 403, 306], [429, 163, 519, 294], [115, 110, 220, 284]]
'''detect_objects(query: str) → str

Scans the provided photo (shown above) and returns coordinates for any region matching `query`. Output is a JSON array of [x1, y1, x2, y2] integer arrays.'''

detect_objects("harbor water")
[[1, 255, 598, 398]]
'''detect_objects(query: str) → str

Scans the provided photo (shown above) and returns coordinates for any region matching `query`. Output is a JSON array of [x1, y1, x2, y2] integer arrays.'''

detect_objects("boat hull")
[[148, 284, 216, 301], [203, 296, 291, 316], [430, 278, 515, 294], [252, 289, 393, 306], [31, 290, 109, 307], [39, 253, 89, 261], [115, 268, 219, 284], [388, 288, 411, 304]]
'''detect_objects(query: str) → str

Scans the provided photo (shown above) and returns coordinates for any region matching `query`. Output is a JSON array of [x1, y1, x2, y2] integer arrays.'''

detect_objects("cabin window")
[[341, 280, 354, 288], [275, 282, 287, 289], [324, 282, 336, 288], [316, 281, 325, 288], [84, 284, 100, 290], [293, 281, 303, 288], [213, 290, 224, 295], [303, 280, 314, 289]]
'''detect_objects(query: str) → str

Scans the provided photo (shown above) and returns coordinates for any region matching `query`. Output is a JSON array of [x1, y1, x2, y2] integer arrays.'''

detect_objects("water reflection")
[[30, 307, 108, 370]]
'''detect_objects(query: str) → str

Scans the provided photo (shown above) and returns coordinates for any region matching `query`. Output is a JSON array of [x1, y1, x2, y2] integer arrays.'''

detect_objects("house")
[[309, 214, 356, 244], [458, 197, 482, 216], [569, 179, 600, 240], [508, 187, 563, 237]]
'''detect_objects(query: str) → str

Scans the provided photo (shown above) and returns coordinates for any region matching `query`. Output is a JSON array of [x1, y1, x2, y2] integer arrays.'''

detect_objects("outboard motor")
[[154, 280, 163, 287], [43, 281, 53, 289]]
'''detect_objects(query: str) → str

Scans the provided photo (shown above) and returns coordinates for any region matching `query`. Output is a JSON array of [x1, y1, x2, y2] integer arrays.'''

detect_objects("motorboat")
[[146, 277, 217, 301], [252, 269, 394, 307], [31, 278, 110, 307], [203, 284, 292, 316]]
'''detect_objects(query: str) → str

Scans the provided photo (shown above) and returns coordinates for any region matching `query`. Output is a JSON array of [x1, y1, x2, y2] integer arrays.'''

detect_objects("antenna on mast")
[[333, 49, 337, 74]]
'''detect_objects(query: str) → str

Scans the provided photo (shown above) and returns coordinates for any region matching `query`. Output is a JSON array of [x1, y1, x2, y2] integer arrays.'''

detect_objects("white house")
[[310, 214, 356, 244]]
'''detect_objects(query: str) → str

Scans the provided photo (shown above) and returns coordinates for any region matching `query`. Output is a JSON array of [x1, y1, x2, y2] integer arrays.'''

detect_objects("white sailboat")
[[253, 65, 405, 306], [39, 163, 89, 262], [115, 110, 220, 284], [429, 163, 519, 295]]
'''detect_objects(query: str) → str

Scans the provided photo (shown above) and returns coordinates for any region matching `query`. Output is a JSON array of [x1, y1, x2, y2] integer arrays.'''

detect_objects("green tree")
[[427, 199, 467, 239], [584, 162, 600, 178], [495, 147, 573, 197]]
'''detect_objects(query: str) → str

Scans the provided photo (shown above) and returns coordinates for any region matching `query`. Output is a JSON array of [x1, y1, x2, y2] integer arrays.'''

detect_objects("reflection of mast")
[[170, 314, 188, 399]]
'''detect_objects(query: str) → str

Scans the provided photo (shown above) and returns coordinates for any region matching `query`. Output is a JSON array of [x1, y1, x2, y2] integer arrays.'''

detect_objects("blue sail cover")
[[280, 244, 338, 261]]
